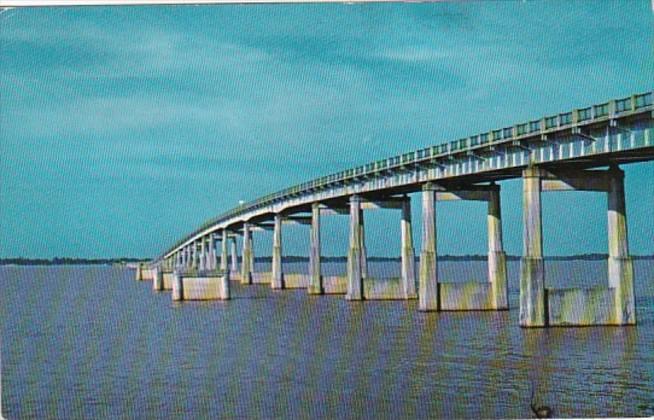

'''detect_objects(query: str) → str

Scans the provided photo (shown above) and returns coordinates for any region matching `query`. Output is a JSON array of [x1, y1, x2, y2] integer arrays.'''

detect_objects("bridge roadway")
[[146, 91, 653, 327]]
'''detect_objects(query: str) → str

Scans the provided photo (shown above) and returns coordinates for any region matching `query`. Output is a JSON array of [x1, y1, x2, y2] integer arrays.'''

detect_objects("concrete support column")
[[216, 236, 222, 269], [360, 208, 367, 279], [208, 236, 214, 271], [607, 166, 636, 324], [519, 166, 546, 327], [488, 185, 508, 310], [308, 203, 323, 295], [230, 236, 238, 274], [220, 230, 231, 300], [221, 230, 229, 272], [191, 242, 199, 269], [419, 183, 439, 311], [199, 236, 207, 272], [207, 234, 216, 271], [172, 270, 183, 301], [250, 233, 255, 274], [271, 214, 284, 289], [401, 196, 417, 299], [153, 265, 163, 291], [241, 223, 253, 284], [221, 269, 231, 300], [346, 195, 364, 300], [136, 263, 143, 280]]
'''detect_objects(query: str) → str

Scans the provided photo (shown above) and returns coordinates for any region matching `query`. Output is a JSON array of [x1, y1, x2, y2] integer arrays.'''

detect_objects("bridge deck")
[[161, 91, 653, 258]]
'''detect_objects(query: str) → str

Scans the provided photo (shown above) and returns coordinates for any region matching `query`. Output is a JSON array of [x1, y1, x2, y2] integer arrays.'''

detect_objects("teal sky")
[[0, 0, 652, 259]]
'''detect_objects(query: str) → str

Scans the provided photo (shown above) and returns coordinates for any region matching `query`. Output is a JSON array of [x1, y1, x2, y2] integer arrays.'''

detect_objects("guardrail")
[[160, 91, 653, 258]]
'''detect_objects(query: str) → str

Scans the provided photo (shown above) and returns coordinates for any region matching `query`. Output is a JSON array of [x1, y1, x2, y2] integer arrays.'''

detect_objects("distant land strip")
[[1, 254, 653, 265]]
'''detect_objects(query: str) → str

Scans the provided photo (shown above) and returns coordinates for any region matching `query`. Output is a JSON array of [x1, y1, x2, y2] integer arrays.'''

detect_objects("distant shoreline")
[[1, 254, 653, 266], [0, 258, 148, 266]]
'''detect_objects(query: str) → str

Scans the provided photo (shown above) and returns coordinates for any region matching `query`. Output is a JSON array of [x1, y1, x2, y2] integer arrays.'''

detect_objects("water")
[[1, 261, 653, 418]]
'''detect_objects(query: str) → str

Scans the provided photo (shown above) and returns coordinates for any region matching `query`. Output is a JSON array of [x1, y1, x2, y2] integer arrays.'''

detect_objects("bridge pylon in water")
[[519, 165, 636, 327]]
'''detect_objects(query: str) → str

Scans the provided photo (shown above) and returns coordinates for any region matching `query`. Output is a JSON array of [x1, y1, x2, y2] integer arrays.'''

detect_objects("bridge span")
[[145, 91, 653, 327]]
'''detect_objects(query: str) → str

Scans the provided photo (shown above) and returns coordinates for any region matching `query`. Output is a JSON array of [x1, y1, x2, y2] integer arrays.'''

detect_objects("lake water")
[[1, 261, 653, 418]]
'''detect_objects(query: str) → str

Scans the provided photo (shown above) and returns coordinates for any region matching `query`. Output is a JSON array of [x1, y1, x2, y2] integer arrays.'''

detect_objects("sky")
[[0, 0, 652, 259]]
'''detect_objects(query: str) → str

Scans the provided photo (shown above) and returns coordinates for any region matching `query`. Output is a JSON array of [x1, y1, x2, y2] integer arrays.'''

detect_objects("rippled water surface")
[[1, 261, 653, 418]]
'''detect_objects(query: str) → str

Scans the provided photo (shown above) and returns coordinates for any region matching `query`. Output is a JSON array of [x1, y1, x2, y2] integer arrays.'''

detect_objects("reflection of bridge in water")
[[141, 92, 653, 328]]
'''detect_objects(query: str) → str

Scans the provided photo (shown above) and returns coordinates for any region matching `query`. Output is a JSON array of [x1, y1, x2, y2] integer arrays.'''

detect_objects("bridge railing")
[[161, 91, 652, 259]]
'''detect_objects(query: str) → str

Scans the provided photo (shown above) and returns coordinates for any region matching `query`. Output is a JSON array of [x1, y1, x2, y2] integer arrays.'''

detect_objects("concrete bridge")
[[145, 91, 653, 327]]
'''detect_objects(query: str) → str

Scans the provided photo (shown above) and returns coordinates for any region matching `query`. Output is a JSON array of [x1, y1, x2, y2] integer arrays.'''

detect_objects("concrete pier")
[[220, 269, 230, 300], [221, 230, 228, 272], [241, 222, 253, 284], [519, 166, 546, 327], [419, 183, 439, 311], [172, 270, 183, 301], [207, 234, 216, 271], [135, 263, 153, 281], [230, 236, 240, 281], [363, 278, 407, 300], [607, 167, 636, 325], [271, 214, 284, 289], [308, 202, 324, 294], [416, 185, 510, 310], [322, 275, 347, 294], [152, 266, 163, 291], [401, 197, 417, 299], [346, 195, 364, 300], [488, 186, 508, 310], [162, 271, 174, 290], [198, 235, 207, 271], [172, 270, 230, 301], [284, 274, 310, 288], [519, 166, 636, 326], [193, 241, 200, 269], [252, 272, 272, 284], [360, 208, 368, 279], [135, 263, 143, 280]]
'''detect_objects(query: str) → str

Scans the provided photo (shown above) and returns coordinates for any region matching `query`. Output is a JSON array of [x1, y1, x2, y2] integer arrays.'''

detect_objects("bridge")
[[142, 91, 653, 328]]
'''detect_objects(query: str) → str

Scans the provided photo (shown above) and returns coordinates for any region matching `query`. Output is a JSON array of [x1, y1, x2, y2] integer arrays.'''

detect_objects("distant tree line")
[[1, 254, 652, 266], [0, 257, 149, 266]]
